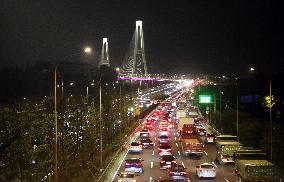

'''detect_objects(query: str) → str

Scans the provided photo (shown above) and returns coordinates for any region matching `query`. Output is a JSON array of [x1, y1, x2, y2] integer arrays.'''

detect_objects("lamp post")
[[219, 91, 223, 133], [53, 46, 92, 182], [54, 68, 58, 182], [99, 79, 103, 169], [269, 79, 273, 162], [236, 78, 239, 141]]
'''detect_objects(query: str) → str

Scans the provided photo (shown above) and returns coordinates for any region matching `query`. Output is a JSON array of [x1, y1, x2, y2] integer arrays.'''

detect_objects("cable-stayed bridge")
[[120, 20, 148, 78]]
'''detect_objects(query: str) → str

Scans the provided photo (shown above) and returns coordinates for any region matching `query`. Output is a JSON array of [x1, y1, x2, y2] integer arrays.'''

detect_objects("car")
[[160, 120, 168, 125], [158, 135, 170, 144], [154, 178, 186, 182], [168, 165, 187, 179], [117, 171, 137, 182], [153, 177, 174, 182], [160, 155, 177, 169], [159, 127, 170, 136], [124, 158, 144, 175], [144, 122, 153, 130], [196, 163, 216, 178], [140, 138, 153, 148], [158, 143, 172, 156], [140, 129, 150, 139], [129, 142, 143, 153], [159, 124, 169, 130], [196, 126, 206, 136], [205, 133, 216, 143], [146, 119, 155, 126]]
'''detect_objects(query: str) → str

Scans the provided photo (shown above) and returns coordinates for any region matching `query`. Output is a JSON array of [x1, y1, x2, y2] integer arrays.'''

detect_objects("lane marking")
[[151, 161, 153, 168], [174, 132, 176, 136], [111, 150, 128, 181], [204, 151, 208, 156], [187, 178, 190, 182], [174, 136, 177, 140], [212, 161, 218, 168], [152, 151, 154, 155], [150, 177, 152, 182], [175, 143, 179, 147], [182, 161, 185, 167], [224, 178, 229, 182], [153, 143, 155, 147], [178, 151, 181, 155], [155, 137, 157, 141]]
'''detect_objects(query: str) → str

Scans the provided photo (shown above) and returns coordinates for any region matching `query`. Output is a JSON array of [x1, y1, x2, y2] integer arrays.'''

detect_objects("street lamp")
[[99, 79, 103, 169], [54, 47, 92, 182], [236, 80, 239, 141], [219, 91, 223, 133], [84, 47, 92, 53]]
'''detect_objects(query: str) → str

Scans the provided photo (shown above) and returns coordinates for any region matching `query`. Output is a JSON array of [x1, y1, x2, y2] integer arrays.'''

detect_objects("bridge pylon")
[[121, 20, 147, 78], [98, 38, 110, 68]]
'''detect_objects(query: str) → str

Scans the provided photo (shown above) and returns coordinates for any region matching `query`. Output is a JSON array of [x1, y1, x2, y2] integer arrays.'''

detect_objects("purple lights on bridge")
[[118, 76, 164, 81]]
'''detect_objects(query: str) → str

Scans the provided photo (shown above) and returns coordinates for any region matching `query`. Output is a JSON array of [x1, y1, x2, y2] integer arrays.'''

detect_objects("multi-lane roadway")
[[112, 105, 235, 182]]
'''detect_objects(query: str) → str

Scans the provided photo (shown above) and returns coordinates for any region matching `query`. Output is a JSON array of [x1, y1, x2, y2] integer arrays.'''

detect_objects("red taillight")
[[160, 160, 165, 163], [172, 160, 177, 163], [181, 172, 186, 175], [136, 163, 142, 166], [126, 162, 130, 166]]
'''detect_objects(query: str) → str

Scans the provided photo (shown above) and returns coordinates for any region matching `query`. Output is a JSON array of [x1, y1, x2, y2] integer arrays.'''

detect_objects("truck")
[[216, 135, 241, 164], [176, 109, 187, 119], [180, 133, 204, 157], [187, 108, 199, 118], [234, 150, 275, 182], [180, 125, 204, 157], [177, 117, 194, 134], [176, 98, 186, 110]]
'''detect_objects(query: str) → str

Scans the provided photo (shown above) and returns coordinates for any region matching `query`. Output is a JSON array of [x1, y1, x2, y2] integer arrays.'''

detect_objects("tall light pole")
[[220, 91, 223, 133], [99, 80, 103, 169], [236, 78, 239, 141], [54, 68, 58, 182], [53, 46, 92, 182], [269, 79, 273, 162]]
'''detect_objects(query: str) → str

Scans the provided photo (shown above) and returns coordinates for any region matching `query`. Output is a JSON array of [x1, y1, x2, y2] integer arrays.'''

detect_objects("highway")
[[112, 105, 235, 182]]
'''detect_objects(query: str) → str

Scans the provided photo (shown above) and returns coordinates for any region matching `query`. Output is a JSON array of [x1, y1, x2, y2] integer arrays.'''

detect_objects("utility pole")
[[220, 91, 223, 133], [236, 81, 239, 141], [269, 79, 272, 162], [54, 68, 58, 182], [99, 81, 103, 169]]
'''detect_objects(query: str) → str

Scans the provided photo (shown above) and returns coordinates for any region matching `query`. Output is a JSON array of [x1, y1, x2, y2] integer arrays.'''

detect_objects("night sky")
[[0, 0, 283, 75]]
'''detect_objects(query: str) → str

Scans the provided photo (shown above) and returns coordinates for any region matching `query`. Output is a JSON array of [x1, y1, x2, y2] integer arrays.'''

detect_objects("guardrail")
[[96, 105, 159, 182], [96, 123, 141, 182], [197, 107, 221, 136]]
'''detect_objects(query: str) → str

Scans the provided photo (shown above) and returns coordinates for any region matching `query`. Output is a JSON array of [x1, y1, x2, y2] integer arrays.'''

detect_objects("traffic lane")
[[113, 124, 162, 181], [177, 137, 235, 182]]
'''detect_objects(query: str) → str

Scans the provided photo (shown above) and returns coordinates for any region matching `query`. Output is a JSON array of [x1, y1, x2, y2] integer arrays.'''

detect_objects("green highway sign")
[[199, 95, 212, 103]]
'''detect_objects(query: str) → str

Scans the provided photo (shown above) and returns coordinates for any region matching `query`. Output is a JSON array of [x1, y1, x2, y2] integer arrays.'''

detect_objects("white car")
[[196, 163, 216, 178], [129, 142, 143, 153], [124, 158, 144, 174], [118, 171, 137, 182]]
